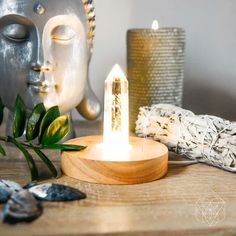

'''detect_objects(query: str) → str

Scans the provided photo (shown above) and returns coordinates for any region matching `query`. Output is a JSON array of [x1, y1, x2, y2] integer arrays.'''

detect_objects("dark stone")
[[23, 181, 38, 190], [0, 188, 11, 204], [0, 180, 22, 204], [29, 183, 87, 202], [3, 190, 43, 224]]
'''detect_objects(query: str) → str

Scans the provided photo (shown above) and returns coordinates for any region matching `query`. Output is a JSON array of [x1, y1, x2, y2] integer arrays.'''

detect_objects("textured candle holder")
[[61, 136, 168, 185], [127, 28, 185, 131]]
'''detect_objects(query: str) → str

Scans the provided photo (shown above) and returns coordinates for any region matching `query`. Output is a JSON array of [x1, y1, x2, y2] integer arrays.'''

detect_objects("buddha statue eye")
[[51, 26, 76, 43], [2, 24, 29, 42]]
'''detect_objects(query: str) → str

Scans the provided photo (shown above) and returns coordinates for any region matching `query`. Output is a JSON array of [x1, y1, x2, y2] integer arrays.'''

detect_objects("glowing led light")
[[103, 64, 129, 149], [152, 20, 159, 30]]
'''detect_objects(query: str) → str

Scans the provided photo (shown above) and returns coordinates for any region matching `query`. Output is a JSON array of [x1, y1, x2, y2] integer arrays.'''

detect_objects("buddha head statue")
[[0, 0, 100, 119]]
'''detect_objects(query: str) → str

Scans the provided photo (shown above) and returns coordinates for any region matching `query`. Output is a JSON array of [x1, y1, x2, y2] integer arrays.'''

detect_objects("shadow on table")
[[167, 152, 198, 177]]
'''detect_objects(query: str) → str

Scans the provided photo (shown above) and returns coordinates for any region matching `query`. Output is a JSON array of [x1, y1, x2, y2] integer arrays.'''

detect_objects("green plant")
[[0, 95, 86, 181]]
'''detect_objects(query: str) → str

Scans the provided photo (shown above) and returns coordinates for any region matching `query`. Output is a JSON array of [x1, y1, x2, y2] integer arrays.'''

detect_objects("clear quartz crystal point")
[[103, 64, 129, 148]]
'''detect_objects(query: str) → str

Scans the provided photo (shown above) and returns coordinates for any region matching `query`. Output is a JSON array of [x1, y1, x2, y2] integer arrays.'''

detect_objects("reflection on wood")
[[0, 161, 236, 235]]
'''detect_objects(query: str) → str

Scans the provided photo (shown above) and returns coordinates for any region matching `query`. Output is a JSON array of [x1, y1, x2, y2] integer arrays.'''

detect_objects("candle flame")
[[152, 20, 159, 30]]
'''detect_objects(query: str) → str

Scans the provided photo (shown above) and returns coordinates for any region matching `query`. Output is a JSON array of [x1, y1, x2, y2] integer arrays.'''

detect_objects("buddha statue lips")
[[0, 0, 100, 119]]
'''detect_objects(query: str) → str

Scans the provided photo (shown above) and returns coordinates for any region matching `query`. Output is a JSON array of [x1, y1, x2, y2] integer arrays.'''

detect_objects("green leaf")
[[42, 116, 69, 146], [31, 144, 57, 178], [0, 97, 4, 125], [26, 103, 46, 141], [38, 106, 60, 143], [44, 143, 87, 151], [8, 136, 38, 181], [0, 144, 6, 156], [13, 95, 26, 138]]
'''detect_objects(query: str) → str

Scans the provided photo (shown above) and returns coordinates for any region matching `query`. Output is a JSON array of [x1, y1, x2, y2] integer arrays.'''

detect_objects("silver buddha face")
[[0, 0, 96, 115]]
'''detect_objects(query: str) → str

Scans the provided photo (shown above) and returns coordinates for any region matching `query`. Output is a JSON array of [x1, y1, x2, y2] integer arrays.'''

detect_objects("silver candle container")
[[127, 27, 185, 131]]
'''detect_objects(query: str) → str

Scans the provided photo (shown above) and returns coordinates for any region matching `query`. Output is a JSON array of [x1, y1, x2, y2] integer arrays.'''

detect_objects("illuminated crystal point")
[[103, 64, 129, 147]]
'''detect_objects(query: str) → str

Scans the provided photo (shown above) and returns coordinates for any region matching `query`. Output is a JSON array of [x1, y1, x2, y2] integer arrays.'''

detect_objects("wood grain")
[[0, 121, 236, 235], [61, 136, 168, 184], [0, 161, 236, 236]]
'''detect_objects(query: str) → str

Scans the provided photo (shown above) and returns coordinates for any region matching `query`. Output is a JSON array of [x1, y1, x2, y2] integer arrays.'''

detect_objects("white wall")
[[89, 0, 236, 120]]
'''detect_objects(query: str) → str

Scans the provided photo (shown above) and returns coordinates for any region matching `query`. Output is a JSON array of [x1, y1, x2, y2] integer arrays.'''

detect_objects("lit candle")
[[103, 64, 129, 148], [127, 20, 185, 131], [152, 19, 159, 30]]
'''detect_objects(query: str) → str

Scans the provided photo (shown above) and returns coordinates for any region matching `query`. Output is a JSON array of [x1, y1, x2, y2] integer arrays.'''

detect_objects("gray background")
[[88, 0, 236, 120]]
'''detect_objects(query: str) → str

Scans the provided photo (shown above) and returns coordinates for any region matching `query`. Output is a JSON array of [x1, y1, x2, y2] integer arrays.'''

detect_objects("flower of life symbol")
[[195, 193, 225, 226]]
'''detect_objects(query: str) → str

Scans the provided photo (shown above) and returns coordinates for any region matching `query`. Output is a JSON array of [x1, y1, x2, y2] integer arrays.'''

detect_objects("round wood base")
[[61, 136, 168, 185]]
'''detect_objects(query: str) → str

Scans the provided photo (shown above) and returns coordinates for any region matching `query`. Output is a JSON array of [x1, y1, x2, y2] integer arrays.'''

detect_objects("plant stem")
[[0, 135, 41, 150]]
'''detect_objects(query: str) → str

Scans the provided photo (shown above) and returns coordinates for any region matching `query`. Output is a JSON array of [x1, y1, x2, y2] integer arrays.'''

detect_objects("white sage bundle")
[[136, 104, 236, 172]]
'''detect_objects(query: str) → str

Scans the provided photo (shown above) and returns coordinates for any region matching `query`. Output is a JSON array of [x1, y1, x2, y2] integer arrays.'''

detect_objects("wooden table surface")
[[0, 121, 236, 236]]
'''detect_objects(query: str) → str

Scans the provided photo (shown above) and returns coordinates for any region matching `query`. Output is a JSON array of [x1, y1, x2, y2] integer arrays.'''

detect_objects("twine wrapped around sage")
[[136, 104, 236, 172]]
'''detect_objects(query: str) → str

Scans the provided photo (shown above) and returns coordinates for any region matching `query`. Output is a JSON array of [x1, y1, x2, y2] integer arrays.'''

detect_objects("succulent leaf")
[[26, 103, 46, 141], [8, 137, 38, 181], [42, 116, 69, 145], [44, 143, 87, 151], [38, 106, 60, 143], [0, 144, 6, 156], [0, 97, 4, 125], [31, 145, 57, 178], [13, 95, 26, 138]]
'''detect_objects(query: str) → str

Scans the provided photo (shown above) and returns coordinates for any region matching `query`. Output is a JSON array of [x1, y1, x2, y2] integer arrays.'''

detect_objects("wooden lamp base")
[[61, 136, 168, 185]]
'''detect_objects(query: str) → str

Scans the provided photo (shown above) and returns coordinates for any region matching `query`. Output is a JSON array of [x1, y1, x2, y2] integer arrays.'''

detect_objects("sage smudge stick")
[[136, 104, 236, 172]]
